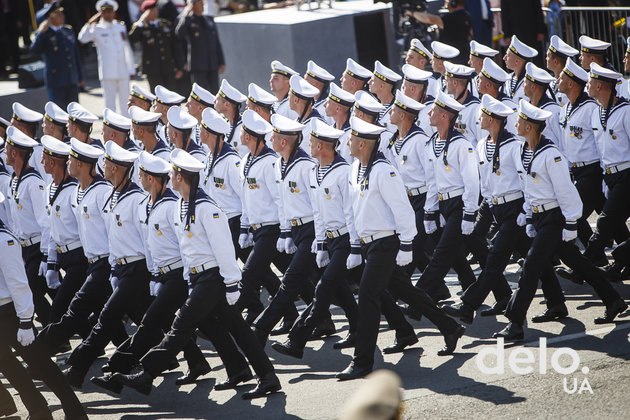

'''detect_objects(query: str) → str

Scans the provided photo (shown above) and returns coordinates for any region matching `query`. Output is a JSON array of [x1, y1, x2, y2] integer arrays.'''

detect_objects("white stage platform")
[[215, 0, 397, 92]]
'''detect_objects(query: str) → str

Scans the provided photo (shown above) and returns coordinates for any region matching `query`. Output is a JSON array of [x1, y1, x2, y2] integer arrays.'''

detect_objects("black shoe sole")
[[242, 383, 282, 399]]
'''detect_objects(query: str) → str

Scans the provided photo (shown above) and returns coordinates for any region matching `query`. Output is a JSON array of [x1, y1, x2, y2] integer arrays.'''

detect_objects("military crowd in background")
[[1, 0, 630, 418]]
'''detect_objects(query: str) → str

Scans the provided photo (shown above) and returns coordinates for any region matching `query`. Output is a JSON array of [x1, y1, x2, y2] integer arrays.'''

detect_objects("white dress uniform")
[[306, 60, 335, 125], [43, 101, 69, 141], [270, 60, 299, 118], [274, 147, 315, 233], [524, 62, 563, 150], [548, 35, 580, 109], [5, 127, 50, 255], [198, 110, 237, 205], [11, 103, 49, 186], [201, 142, 242, 218], [373, 60, 402, 134], [385, 122, 430, 195], [559, 92, 600, 167], [309, 153, 359, 248], [504, 36, 539, 104], [102, 142, 147, 269], [469, 40, 500, 100], [172, 149, 241, 286], [166, 106, 206, 165], [477, 132, 523, 205], [217, 79, 248, 158], [428, 41, 460, 98], [443, 62, 483, 146], [78, 17, 134, 115], [288, 75, 325, 153], [588, 64, 630, 173], [40, 137, 81, 259], [0, 219, 34, 320], [239, 144, 280, 229]]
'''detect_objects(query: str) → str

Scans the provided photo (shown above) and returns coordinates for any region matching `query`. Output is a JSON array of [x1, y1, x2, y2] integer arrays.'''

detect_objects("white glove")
[[396, 250, 413, 266], [226, 290, 240, 305], [38, 260, 47, 277], [110, 275, 120, 290], [45, 270, 61, 289], [562, 229, 578, 242], [424, 220, 437, 234], [150, 280, 162, 296], [17, 327, 35, 347], [316, 250, 330, 268], [284, 237, 297, 254], [526, 224, 536, 238], [461, 220, 475, 235], [517, 213, 527, 227], [311, 239, 318, 254], [238, 233, 253, 249], [276, 237, 286, 253], [346, 253, 362, 269]]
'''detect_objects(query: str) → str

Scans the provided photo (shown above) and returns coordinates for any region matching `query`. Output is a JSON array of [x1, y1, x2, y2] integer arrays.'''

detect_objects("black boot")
[[308, 318, 336, 341], [175, 360, 211, 385], [214, 369, 253, 391], [90, 374, 123, 394], [332, 332, 356, 350], [271, 340, 304, 359], [438, 324, 465, 356], [532, 303, 568, 323], [112, 370, 154, 395], [594, 299, 628, 324], [242, 372, 281, 399], [441, 302, 474, 324], [382, 334, 418, 354], [492, 322, 524, 341]]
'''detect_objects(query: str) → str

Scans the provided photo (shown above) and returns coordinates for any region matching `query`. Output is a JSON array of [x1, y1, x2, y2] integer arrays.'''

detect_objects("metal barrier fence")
[[491, 6, 630, 72]]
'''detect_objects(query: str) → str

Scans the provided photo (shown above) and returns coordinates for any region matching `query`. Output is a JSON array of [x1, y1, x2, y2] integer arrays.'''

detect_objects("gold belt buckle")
[[116, 258, 122, 264], [159, 267, 164, 274], [438, 193, 444, 201], [252, 224, 259, 230], [407, 190, 413, 197], [191, 267, 197, 274], [492, 198, 498, 205], [57, 246, 62, 253], [605, 167, 612, 174], [533, 206, 539, 213], [327, 231, 334, 239], [359, 238, 365, 244], [291, 220, 298, 226]]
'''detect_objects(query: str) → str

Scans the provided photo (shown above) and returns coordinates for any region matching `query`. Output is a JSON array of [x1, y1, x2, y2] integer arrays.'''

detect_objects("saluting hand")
[[38, 19, 49, 33]]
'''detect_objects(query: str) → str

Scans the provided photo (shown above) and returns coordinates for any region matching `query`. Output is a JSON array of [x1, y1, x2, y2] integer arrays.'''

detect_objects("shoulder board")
[[64, 24, 73, 30]]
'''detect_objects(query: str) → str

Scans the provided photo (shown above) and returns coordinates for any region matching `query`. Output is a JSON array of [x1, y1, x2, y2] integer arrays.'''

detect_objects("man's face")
[[503, 49, 521, 72], [308, 136, 319, 158], [468, 55, 483, 73], [128, 95, 150, 111], [67, 120, 79, 138], [269, 74, 289, 97], [214, 95, 231, 115], [389, 105, 403, 125], [545, 49, 556, 73], [185, 97, 202, 118], [138, 170, 151, 192], [101, 8, 115, 22], [168, 124, 183, 149], [348, 134, 361, 158], [270, 132, 287, 154], [171, 169, 181, 192], [49, 10, 65, 26], [405, 50, 425, 69], [579, 51, 599, 70], [102, 125, 120, 142], [304, 74, 323, 96], [131, 124, 142, 140], [431, 57, 444, 75], [192, 0, 204, 15], [445, 76, 458, 96], [103, 158, 115, 181], [67, 156, 79, 178], [479, 111, 491, 131], [152, 102, 169, 120], [323, 98, 336, 117], [41, 154, 55, 175], [428, 105, 442, 127], [556, 72, 570, 94], [4, 144, 16, 166]]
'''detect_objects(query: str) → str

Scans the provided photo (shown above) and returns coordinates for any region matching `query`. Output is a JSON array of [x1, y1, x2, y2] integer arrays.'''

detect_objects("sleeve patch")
[[389, 171, 396, 177], [235, 161, 240, 167], [468, 148, 473, 153], [39, 185, 44, 190], [213, 213, 219, 219], [554, 156, 562, 162], [7, 240, 14, 246]]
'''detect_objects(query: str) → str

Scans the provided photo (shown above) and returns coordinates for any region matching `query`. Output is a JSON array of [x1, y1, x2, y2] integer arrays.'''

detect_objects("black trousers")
[[461, 200, 521, 308], [353, 235, 460, 370], [21, 244, 53, 326], [288, 233, 359, 347], [254, 222, 317, 333], [141, 268, 274, 380], [50, 248, 89, 324], [612, 237, 630, 266], [236, 224, 293, 318], [190, 70, 219, 94], [228, 216, 285, 316], [48, 85, 79, 110], [108, 268, 205, 374], [0, 304, 85, 418], [416, 196, 476, 300], [585, 168, 630, 262], [67, 259, 152, 379], [146, 72, 178, 93], [506, 208, 621, 325], [571, 163, 605, 247], [408, 193, 432, 272], [37, 258, 126, 354]]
